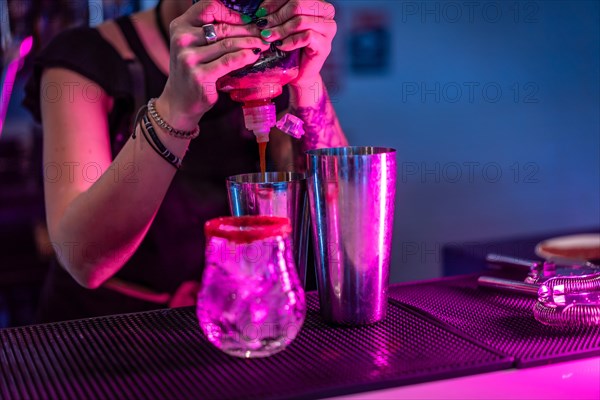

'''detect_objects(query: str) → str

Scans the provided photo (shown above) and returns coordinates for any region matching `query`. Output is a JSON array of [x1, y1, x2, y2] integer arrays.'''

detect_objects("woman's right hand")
[[157, 0, 270, 131]]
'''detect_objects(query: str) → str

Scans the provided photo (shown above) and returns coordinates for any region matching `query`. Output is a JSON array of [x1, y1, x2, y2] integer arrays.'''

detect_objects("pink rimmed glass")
[[197, 216, 306, 358]]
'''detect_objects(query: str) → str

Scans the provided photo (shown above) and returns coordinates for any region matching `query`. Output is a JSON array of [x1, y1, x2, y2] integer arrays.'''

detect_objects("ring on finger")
[[202, 24, 218, 44]]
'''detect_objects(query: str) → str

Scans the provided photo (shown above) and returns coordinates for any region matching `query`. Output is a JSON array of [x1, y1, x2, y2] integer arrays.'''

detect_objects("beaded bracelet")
[[140, 113, 183, 169], [147, 98, 200, 139]]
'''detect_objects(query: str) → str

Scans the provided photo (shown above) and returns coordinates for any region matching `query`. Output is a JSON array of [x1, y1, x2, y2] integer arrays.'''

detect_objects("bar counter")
[[1, 274, 599, 399]]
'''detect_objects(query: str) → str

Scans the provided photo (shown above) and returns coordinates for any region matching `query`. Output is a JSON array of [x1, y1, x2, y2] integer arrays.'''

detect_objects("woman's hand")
[[255, 0, 337, 88], [157, 0, 271, 131], [252, 1, 347, 171], [169, 281, 201, 308]]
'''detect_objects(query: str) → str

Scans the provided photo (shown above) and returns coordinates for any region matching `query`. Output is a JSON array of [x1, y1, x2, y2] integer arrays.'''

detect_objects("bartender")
[[23, 0, 348, 322]]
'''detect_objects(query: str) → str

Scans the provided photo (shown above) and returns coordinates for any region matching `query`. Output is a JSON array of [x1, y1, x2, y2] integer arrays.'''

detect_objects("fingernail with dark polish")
[[270, 40, 282, 52], [252, 48, 261, 54], [255, 18, 268, 28]]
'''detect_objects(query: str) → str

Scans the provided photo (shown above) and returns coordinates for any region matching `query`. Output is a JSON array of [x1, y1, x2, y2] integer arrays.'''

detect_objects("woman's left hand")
[[169, 281, 201, 308], [255, 0, 337, 88]]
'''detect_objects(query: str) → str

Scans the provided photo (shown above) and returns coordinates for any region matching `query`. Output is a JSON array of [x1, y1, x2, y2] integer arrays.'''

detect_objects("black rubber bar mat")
[[388, 275, 600, 368], [0, 293, 511, 400]]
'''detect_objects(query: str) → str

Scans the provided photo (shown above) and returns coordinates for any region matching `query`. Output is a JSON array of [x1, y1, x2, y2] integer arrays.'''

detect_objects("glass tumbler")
[[197, 216, 306, 358]]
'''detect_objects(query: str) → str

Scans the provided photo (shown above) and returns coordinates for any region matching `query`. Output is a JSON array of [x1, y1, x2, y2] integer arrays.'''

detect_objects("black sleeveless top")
[[23, 16, 289, 322]]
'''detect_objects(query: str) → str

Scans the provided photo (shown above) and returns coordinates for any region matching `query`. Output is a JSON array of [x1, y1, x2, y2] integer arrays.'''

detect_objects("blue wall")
[[331, 0, 600, 282]]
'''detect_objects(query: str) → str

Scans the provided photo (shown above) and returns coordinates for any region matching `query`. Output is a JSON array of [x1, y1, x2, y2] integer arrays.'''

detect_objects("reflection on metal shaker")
[[307, 147, 397, 325]]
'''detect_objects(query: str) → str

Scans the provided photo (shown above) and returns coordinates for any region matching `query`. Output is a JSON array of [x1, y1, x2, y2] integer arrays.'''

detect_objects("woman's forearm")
[[49, 119, 190, 289], [288, 77, 349, 171]]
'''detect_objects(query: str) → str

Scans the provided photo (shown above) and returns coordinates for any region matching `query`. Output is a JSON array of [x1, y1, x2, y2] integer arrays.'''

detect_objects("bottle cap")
[[276, 113, 305, 139]]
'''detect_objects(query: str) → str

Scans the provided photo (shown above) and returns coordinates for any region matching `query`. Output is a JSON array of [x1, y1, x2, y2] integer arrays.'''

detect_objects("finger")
[[274, 30, 329, 57], [261, 0, 336, 28], [184, 37, 271, 65], [183, 0, 246, 26], [196, 48, 264, 80], [256, 0, 288, 15], [172, 23, 261, 48], [261, 15, 336, 42]]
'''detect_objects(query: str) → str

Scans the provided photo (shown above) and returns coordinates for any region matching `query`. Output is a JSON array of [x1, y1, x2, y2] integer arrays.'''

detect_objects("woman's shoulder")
[[43, 25, 114, 57], [33, 24, 130, 85], [23, 23, 131, 121]]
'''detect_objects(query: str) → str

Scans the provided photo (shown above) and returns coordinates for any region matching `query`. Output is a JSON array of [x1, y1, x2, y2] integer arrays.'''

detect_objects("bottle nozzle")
[[242, 102, 276, 143], [254, 130, 270, 143]]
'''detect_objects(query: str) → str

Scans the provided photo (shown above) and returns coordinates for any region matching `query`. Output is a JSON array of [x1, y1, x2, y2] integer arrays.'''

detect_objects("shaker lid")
[[205, 216, 292, 243]]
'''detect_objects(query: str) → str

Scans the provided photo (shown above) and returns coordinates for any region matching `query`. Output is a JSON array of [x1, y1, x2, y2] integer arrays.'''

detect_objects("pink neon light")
[[19, 36, 34, 58], [0, 61, 18, 134], [1, 36, 34, 137]]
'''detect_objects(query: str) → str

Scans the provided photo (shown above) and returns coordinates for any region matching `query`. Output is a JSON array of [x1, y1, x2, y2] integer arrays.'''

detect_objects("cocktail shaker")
[[307, 147, 397, 325], [227, 172, 310, 287]]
